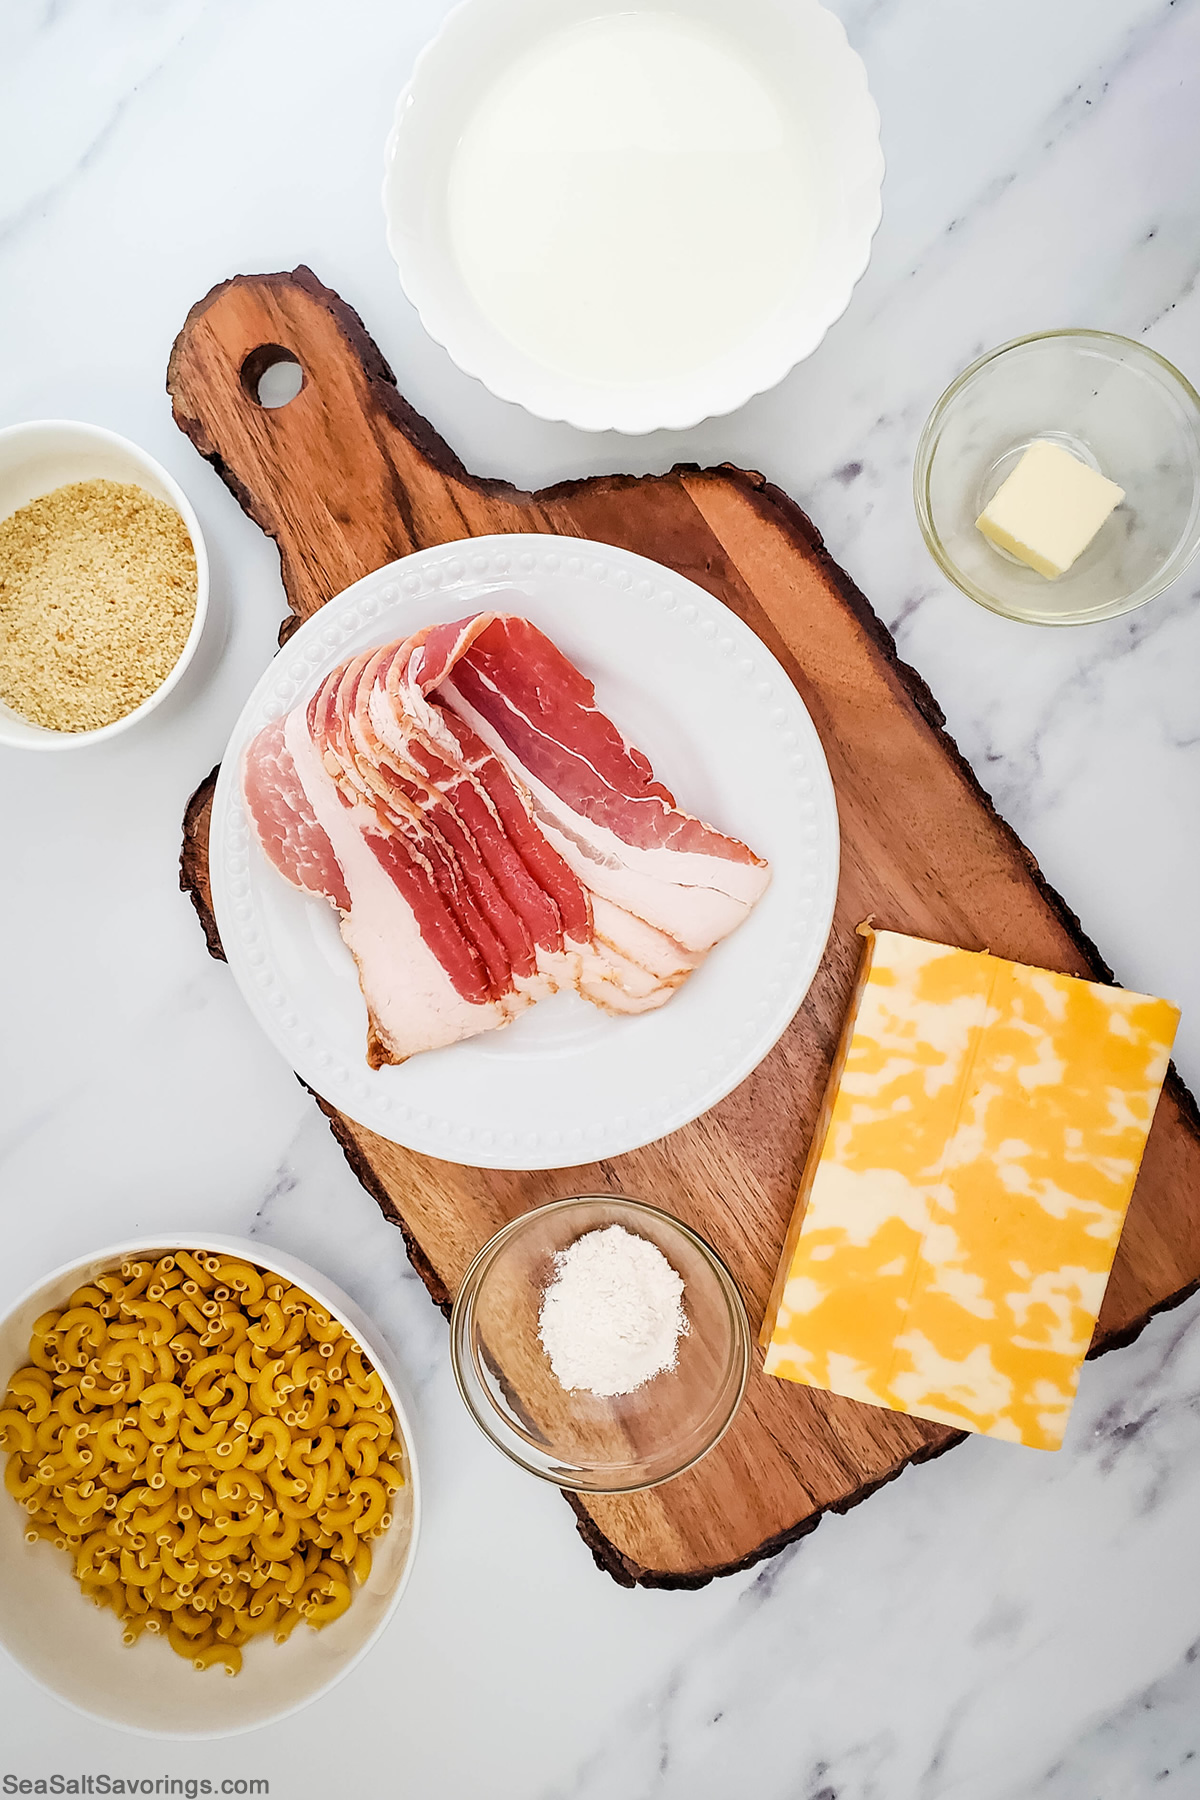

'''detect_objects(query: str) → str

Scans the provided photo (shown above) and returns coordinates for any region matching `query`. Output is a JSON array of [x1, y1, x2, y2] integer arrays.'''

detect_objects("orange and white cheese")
[[761, 928, 1179, 1450]]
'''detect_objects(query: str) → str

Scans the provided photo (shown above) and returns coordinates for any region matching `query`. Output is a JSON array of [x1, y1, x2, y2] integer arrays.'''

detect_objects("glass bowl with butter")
[[913, 330, 1200, 625]]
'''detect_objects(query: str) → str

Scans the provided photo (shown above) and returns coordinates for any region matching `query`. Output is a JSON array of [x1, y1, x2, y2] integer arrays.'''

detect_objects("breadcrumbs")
[[0, 478, 197, 732]]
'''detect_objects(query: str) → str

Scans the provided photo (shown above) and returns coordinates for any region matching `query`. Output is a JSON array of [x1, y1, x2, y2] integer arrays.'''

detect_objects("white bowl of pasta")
[[0, 1234, 420, 1737]]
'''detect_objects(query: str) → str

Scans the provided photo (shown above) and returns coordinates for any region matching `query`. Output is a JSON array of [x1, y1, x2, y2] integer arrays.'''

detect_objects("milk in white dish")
[[446, 12, 812, 387]]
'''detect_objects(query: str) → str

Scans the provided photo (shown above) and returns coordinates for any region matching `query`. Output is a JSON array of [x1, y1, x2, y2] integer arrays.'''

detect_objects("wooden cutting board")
[[172, 267, 1200, 1588]]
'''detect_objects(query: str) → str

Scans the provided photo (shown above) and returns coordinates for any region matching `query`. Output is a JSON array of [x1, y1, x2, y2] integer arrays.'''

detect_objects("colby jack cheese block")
[[761, 928, 1179, 1449]]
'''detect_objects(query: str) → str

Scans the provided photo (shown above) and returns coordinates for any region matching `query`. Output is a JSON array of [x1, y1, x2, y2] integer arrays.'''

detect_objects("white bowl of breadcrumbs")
[[0, 420, 209, 750]]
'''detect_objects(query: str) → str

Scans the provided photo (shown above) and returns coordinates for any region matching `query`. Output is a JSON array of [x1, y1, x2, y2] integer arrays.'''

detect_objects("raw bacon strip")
[[353, 653, 571, 1013], [425, 696, 592, 947], [280, 639, 536, 1032], [314, 653, 510, 1014], [381, 625, 592, 950], [371, 654, 572, 963], [573, 899, 700, 1015], [363, 832, 493, 1009], [440, 615, 769, 953], [280, 706, 513, 1063], [347, 649, 540, 991], [242, 607, 772, 1068], [452, 616, 760, 862], [248, 660, 523, 1060], [305, 639, 564, 1029], [241, 717, 350, 911], [589, 896, 701, 984], [323, 649, 520, 1007]]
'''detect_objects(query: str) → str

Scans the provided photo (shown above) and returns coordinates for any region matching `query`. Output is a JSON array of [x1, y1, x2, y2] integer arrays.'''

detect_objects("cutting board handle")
[[167, 265, 527, 624]]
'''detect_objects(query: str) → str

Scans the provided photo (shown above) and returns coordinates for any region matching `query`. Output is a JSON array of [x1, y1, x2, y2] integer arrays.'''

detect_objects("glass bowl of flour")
[[450, 1197, 751, 1492]]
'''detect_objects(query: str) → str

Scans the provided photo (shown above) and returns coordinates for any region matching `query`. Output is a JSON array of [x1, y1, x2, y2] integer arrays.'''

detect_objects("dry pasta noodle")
[[0, 1251, 408, 1675]]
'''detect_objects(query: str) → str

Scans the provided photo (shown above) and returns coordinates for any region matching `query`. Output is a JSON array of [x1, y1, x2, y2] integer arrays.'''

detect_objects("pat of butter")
[[761, 927, 1179, 1450], [976, 440, 1125, 579]]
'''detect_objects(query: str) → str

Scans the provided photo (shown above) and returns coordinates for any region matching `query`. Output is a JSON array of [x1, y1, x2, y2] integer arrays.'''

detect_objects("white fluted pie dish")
[[383, 0, 883, 433]]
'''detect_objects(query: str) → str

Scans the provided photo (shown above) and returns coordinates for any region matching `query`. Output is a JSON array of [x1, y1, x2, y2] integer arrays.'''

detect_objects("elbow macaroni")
[[1, 1252, 407, 1675]]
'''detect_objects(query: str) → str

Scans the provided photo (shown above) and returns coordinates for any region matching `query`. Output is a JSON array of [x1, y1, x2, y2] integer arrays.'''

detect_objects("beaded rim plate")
[[211, 536, 839, 1169]]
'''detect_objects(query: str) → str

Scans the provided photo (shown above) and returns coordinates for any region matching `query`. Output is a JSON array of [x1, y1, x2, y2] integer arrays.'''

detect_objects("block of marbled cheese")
[[761, 928, 1179, 1449]]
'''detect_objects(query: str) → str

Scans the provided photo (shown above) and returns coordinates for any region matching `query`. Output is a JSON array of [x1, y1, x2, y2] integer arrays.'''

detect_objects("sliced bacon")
[[280, 706, 516, 1063], [241, 717, 350, 911], [382, 627, 591, 949], [348, 651, 539, 990], [449, 616, 761, 865], [241, 606, 771, 1067], [331, 651, 518, 1005], [425, 696, 593, 946], [440, 615, 770, 954]]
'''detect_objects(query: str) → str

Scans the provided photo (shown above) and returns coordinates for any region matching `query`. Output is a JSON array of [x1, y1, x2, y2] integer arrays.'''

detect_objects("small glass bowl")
[[449, 1196, 751, 1493], [914, 330, 1200, 624]]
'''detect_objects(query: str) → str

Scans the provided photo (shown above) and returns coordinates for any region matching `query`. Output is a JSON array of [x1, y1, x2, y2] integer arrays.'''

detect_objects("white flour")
[[537, 1224, 688, 1397]]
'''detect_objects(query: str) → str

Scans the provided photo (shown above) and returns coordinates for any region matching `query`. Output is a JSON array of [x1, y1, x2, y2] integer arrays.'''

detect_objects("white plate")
[[383, 0, 883, 434], [211, 537, 839, 1169]]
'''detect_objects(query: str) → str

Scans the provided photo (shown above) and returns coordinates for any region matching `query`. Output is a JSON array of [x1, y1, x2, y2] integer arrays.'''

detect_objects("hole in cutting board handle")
[[241, 345, 304, 409]]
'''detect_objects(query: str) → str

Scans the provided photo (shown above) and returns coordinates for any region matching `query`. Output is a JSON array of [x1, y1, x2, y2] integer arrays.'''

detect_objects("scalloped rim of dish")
[[913, 329, 1200, 626], [209, 535, 840, 1170], [0, 420, 209, 750], [382, 0, 884, 434]]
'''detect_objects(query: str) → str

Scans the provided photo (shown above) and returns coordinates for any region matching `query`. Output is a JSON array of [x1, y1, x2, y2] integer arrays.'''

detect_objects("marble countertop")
[[2, 0, 1199, 1793]]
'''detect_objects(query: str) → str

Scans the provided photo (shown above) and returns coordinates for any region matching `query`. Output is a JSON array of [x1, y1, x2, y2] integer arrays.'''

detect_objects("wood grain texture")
[[172, 267, 1200, 1587]]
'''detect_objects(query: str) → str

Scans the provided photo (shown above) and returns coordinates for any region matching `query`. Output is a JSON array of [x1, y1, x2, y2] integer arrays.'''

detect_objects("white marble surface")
[[2, 0, 1199, 1793]]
